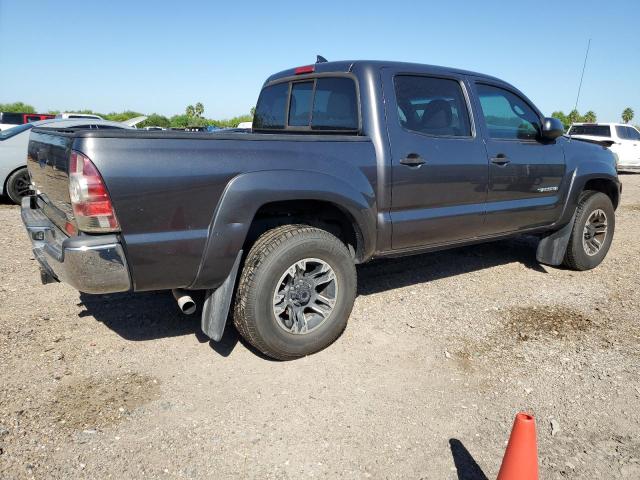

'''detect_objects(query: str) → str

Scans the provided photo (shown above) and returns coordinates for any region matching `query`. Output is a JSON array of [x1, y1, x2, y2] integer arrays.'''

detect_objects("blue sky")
[[1, 0, 638, 122]]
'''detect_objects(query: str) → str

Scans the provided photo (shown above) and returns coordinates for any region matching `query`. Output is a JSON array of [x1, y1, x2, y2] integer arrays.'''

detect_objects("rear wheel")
[[563, 191, 615, 271], [6, 167, 32, 204], [233, 224, 356, 360]]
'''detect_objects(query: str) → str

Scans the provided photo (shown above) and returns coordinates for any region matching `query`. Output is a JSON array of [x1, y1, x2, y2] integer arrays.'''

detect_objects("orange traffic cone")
[[496, 412, 539, 480]]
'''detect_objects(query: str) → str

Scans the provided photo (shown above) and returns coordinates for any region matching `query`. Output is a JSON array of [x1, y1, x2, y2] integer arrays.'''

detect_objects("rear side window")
[[570, 125, 611, 137], [254, 82, 289, 129], [394, 75, 471, 137], [627, 127, 640, 140], [254, 76, 359, 132], [615, 126, 628, 139], [616, 126, 640, 140]]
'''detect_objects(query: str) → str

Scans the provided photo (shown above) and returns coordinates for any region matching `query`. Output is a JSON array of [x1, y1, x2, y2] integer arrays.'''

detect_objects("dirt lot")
[[1, 176, 639, 480]]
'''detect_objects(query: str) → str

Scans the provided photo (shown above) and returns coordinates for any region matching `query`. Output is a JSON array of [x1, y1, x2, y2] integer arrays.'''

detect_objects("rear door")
[[471, 81, 565, 233], [382, 69, 489, 250]]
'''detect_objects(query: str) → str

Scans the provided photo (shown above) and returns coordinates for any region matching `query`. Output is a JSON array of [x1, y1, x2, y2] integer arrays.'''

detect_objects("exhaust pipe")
[[172, 289, 197, 315]]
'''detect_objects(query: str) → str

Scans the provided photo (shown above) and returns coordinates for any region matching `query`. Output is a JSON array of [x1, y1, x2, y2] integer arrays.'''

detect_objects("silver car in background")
[[0, 117, 145, 204]]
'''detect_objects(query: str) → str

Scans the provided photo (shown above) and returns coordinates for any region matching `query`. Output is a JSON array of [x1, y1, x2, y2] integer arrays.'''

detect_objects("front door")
[[471, 82, 566, 233], [382, 69, 489, 250]]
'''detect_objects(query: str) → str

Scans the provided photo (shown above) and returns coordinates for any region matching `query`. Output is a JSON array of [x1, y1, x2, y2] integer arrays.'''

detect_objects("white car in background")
[[0, 117, 145, 204], [54, 112, 104, 120], [568, 123, 640, 172]]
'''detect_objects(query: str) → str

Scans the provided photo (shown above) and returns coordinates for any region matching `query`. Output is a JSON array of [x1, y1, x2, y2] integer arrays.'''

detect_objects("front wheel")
[[233, 225, 357, 360], [563, 191, 615, 271]]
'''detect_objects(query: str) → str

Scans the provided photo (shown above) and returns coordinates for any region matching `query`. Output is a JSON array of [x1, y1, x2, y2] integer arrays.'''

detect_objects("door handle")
[[400, 153, 426, 167], [490, 154, 511, 166]]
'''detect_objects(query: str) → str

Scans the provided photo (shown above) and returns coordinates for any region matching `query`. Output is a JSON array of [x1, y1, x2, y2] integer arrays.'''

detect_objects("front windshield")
[[0, 123, 33, 141]]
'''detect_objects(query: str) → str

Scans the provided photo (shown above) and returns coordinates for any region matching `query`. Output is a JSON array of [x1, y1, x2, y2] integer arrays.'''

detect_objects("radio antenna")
[[573, 38, 591, 112]]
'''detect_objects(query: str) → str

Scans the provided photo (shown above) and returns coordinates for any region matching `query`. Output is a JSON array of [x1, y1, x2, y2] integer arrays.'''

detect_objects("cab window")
[[253, 82, 289, 130], [310, 78, 359, 131], [616, 126, 640, 140], [476, 84, 540, 140], [288, 82, 314, 127], [393, 75, 471, 137], [627, 127, 640, 141], [254, 77, 359, 132]]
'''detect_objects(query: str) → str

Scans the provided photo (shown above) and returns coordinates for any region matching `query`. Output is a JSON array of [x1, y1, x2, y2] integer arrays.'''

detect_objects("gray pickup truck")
[[22, 59, 620, 360]]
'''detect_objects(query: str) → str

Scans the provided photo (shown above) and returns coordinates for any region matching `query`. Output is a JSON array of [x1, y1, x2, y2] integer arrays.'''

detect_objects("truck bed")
[[27, 127, 376, 292]]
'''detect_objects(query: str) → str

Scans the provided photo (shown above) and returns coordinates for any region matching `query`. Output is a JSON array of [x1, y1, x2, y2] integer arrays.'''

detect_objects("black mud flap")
[[201, 250, 243, 341], [536, 214, 575, 266]]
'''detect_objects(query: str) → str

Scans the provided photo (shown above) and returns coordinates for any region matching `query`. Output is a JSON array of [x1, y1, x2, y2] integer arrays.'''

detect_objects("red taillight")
[[64, 221, 78, 236], [294, 65, 315, 75], [68, 150, 120, 233]]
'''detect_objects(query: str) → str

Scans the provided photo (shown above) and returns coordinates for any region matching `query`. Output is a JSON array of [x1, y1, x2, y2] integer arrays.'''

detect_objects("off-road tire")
[[233, 225, 356, 360], [563, 191, 615, 271]]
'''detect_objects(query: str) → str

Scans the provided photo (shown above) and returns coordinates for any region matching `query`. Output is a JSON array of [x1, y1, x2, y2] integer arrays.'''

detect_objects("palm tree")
[[567, 109, 581, 126], [185, 105, 195, 117], [622, 107, 634, 124], [194, 102, 204, 118], [583, 111, 597, 123]]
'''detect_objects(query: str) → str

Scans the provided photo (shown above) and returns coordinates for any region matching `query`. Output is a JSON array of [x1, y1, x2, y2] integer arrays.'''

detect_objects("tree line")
[[0, 102, 253, 129], [550, 107, 635, 130], [1, 101, 637, 131]]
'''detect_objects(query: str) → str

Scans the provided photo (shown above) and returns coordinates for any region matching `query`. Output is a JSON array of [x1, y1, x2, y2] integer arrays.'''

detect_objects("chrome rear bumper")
[[21, 197, 131, 294]]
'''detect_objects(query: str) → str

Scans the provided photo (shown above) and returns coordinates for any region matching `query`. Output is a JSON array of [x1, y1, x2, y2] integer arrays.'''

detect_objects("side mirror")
[[541, 117, 564, 140]]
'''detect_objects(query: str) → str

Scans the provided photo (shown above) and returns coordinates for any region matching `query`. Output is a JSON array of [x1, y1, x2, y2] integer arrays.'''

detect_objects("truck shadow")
[[78, 290, 246, 358], [0, 197, 18, 206], [79, 236, 545, 355], [449, 439, 489, 480], [358, 236, 545, 296], [78, 290, 206, 341]]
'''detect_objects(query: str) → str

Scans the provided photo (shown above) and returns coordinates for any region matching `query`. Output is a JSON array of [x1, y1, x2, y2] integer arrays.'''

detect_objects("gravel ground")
[[1, 176, 639, 479]]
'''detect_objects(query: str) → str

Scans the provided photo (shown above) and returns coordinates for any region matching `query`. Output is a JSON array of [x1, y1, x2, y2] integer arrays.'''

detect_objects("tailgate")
[[27, 129, 75, 232]]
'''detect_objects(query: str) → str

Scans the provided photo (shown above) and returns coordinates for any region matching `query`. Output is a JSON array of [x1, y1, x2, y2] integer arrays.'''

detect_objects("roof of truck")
[[265, 59, 505, 84]]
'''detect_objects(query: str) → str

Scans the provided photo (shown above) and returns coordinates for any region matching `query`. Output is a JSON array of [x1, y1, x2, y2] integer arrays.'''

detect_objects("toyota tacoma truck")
[[22, 59, 621, 360]]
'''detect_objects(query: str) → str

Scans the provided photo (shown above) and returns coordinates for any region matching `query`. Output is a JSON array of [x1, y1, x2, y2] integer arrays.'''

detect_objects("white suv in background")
[[54, 112, 103, 120], [568, 123, 640, 172]]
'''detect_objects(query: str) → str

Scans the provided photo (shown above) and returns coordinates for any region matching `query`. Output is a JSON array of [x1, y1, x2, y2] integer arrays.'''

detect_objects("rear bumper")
[[21, 197, 131, 294]]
